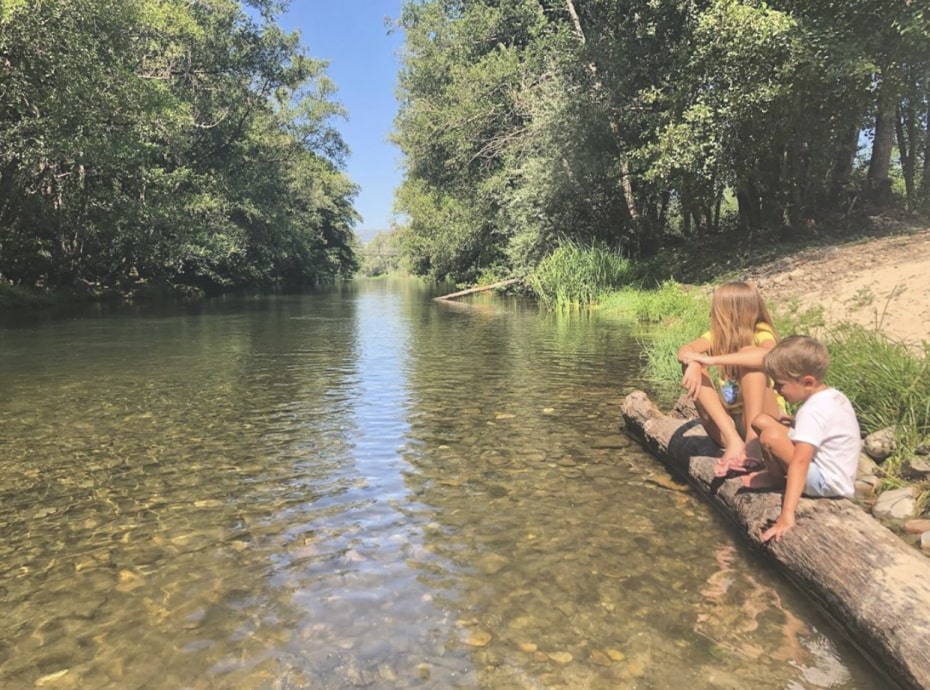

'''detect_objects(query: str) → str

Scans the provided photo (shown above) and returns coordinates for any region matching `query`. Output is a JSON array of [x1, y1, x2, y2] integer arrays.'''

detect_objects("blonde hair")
[[709, 281, 777, 380], [763, 335, 829, 382]]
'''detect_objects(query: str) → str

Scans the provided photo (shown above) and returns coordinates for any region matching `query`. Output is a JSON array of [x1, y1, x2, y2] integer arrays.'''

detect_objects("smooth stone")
[[475, 553, 509, 575], [863, 427, 896, 462], [591, 434, 630, 449], [872, 487, 916, 520], [35, 670, 69, 687], [465, 629, 492, 647], [904, 519, 930, 535], [646, 474, 689, 492], [624, 659, 646, 677], [857, 453, 880, 477], [546, 651, 573, 665], [905, 458, 930, 477], [855, 476, 880, 495]]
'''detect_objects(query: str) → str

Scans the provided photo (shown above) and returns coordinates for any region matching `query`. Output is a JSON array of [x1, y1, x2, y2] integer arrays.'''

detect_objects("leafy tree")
[[394, 0, 930, 287], [0, 0, 358, 293]]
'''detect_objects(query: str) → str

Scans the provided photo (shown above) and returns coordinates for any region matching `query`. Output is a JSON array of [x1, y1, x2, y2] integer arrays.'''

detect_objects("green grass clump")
[[824, 325, 930, 454], [527, 242, 632, 308], [824, 326, 930, 504]]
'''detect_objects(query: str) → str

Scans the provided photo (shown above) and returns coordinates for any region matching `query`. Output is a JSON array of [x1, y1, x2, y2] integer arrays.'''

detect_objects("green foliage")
[[394, 0, 930, 282], [0, 283, 55, 310], [0, 0, 358, 294], [526, 242, 632, 308]]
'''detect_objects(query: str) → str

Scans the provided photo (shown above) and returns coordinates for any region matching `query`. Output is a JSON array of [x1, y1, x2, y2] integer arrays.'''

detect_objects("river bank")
[[595, 211, 930, 554], [642, 211, 930, 347]]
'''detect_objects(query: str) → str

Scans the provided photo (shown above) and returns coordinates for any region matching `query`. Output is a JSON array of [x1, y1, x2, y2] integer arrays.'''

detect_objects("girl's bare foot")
[[714, 442, 746, 477]]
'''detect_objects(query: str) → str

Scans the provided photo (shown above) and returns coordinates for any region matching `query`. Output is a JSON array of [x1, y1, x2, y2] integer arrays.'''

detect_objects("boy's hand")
[[761, 512, 796, 542]]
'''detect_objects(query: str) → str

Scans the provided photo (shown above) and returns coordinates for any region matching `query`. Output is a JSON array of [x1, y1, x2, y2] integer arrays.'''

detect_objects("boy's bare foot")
[[726, 457, 765, 474], [739, 470, 783, 490]]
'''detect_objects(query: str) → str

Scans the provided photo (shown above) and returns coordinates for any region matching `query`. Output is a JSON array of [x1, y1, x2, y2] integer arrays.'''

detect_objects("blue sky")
[[279, 1, 406, 242]]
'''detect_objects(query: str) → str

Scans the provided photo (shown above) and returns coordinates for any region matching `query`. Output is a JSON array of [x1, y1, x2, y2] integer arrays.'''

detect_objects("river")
[[0, 278, 892, 689]]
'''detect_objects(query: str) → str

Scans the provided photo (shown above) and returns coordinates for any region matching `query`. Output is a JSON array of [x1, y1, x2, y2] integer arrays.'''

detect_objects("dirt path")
[[743, 225, 930, 346]]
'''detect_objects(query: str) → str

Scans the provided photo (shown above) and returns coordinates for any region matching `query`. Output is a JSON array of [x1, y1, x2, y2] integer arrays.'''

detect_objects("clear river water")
[[0, 279, 894, 689]]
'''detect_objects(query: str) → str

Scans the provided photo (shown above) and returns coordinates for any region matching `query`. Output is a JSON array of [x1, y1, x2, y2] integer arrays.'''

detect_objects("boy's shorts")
[[803, 462, 834, 497]]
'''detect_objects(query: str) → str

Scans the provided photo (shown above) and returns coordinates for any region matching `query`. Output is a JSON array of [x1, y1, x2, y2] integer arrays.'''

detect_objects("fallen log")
[[621, 390, 930, 690], [433, 278, 520, 301]]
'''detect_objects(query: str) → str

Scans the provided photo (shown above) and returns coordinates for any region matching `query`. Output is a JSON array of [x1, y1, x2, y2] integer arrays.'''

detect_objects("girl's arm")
[[677, 336, 711, 365], [678, 336, 712, 399], [689, 338, 775, 370]]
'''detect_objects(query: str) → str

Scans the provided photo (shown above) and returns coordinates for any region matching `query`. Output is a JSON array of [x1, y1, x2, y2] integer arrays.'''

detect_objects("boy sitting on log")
[[745, 335, 862, 542]]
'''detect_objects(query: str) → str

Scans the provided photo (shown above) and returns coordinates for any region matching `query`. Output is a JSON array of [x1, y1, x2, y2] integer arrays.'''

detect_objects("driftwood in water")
[[433, 278, 520, 301], [621, 390, 930, 690]]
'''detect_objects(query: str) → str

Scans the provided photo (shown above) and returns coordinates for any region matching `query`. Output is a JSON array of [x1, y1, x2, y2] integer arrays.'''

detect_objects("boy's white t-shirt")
[[789, 387, 861, 497]]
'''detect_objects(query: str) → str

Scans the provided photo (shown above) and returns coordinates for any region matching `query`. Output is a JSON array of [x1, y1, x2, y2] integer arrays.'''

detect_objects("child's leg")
[[738, 350, 782, 462], [741, 413, 794, 488], [685, 365, 745, 470]]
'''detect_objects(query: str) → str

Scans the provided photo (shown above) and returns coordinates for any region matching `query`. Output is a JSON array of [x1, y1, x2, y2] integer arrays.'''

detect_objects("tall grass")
[[526, 242, 632, 308], [825, 325, 930, 453]]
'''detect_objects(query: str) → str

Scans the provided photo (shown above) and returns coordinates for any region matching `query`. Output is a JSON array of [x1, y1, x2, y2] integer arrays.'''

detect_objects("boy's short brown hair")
[[763, 335, 829, 382]]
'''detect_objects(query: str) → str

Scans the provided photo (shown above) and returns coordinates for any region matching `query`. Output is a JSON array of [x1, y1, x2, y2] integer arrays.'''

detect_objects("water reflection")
[[0, 282, 889, 689]]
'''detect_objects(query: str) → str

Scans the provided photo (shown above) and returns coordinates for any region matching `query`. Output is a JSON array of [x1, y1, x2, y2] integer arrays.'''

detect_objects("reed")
[[527, 242, 632, 308]]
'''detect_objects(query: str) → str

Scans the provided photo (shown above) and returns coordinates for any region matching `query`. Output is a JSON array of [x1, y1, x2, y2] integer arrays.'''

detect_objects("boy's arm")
[[761, 442, 816, 543]]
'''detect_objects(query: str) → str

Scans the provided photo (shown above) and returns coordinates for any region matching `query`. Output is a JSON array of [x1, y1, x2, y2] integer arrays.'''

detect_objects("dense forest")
[[393, 0, 930, 283], [0, 0, 358, 295]]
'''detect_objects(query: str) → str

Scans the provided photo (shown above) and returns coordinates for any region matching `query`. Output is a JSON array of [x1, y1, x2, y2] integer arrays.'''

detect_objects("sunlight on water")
[[0, 281, 890, 689]]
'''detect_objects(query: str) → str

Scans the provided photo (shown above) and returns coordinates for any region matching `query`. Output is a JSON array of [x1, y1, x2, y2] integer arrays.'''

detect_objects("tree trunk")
[[563, 0, 640, 232], [736, 177, 761, 231], [830, 121, 859, 201], [895, 104, 916, 206], [868, 70, 897, 204], [621, 391, 930, 690], [434, 278, 520, 301], [920, 103, 930, 202]]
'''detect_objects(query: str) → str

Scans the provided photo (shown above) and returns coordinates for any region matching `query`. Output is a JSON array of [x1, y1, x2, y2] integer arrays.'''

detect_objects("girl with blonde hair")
[[677, 281, 784, 476]]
